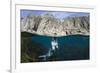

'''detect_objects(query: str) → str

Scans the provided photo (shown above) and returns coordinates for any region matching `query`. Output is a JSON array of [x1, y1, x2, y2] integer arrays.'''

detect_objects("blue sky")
[[20, 9, 89, 19]]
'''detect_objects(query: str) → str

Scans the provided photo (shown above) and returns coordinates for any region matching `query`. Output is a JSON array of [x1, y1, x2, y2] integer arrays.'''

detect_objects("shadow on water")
[[21, 32, 89, 63]]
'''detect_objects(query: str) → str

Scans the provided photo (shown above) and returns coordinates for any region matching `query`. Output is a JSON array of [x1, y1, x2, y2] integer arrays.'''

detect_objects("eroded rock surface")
[[21, 13, 89, 36]]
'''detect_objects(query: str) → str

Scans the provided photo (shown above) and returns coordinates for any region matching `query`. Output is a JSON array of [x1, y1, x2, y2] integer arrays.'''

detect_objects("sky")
[[20, 9, 89, 19]]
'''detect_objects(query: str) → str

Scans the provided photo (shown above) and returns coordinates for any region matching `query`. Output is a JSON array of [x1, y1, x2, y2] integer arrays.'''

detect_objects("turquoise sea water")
[[31, 35, 89, 61]]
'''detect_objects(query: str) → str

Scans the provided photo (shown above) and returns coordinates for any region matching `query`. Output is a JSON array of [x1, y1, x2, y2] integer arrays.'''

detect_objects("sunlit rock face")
[[21, 13, 89, 36], [63, 16, 89, 35]]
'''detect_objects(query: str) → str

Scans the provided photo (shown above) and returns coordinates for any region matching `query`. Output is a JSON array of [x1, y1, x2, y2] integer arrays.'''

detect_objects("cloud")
[[51, 12, 74, 19]]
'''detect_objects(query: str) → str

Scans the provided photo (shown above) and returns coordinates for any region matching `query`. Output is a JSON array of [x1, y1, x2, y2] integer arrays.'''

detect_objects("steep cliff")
[[21, 13, 89, 36]]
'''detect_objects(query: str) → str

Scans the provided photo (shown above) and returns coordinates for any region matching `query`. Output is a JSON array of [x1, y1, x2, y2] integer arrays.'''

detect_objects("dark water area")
[[21, 32, 89, 63], [31, 35, 89, 61]]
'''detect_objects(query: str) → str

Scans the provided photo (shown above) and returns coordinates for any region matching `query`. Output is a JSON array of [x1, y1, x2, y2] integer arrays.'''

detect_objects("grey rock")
[[21, 13, 89, 36]]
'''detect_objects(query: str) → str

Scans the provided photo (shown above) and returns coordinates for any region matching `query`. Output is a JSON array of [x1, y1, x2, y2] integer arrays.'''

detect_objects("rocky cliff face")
[[21, 13, 89, 36]]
